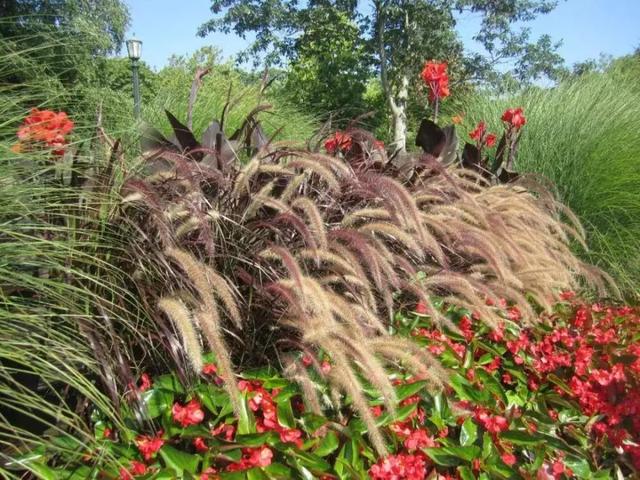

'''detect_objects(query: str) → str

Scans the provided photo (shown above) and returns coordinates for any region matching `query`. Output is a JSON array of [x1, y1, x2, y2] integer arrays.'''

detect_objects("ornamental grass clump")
[[115, 80, 607, 453]]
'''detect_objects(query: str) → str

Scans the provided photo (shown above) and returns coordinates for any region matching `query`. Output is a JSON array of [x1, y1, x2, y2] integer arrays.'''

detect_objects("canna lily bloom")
[[421, 61, 450, 102], [501, 107, 526, 129], [324, 131, 352, 154], [172, 399, 205, 427], [470, 121, 497, 148], [469, 121, 487, 141]]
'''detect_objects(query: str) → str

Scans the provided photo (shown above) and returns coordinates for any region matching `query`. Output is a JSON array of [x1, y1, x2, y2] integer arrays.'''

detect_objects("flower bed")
[[20, 298, 639, 479]]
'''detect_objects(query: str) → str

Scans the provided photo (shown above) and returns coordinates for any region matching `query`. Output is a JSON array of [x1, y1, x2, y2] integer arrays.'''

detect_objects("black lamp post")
[[126, 37, 143, 119]]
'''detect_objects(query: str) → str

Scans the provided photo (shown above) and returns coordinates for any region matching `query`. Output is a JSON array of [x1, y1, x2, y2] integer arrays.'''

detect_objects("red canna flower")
[[421, 61, 450, 102], [470, 122, 498, 148], [320, 360, 332, 375], [131, 461, 147, 476], [135, 434, 164, 460], [301, 354, 313, 367], [559, 290, 575, 300], [172, 400, 205, 427], [469, 121, 486, 141], [324, 131, 352, 154], [403, 429, 436, 450], [501, 107, 526, 129]]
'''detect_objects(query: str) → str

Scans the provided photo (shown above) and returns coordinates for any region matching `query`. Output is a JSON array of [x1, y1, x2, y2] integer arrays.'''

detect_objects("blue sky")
[[124, 0, 640, 71]]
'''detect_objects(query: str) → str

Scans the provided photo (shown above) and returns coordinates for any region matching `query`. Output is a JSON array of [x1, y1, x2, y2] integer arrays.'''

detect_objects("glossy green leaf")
[[476, 369, 508, 405], [276, 399, 295, 429], [457, 466, 476, 480], [235, 432, 279, 447], [314, 431, 339, 457], [158, 445, 200, 475], [263, 462, 293, 479], [154, 374, 185, 393], [237, 393, 256, 435], [247, 468, 270, 480], [301, 413, 328, 434], [423, 448, 461, 467], [460, 418, 478, 447], [141, 388, 174, 419], [499, 430, 543, 446], [395, 380, 427, 401]]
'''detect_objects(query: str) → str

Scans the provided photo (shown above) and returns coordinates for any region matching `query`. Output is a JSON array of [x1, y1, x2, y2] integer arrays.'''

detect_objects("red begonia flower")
[[172, 400, 205, 427]]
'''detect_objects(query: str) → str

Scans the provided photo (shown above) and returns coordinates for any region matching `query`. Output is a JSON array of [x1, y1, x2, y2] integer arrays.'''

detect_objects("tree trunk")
[[391, 74, 408, 152], [376, 0, 408, 153]]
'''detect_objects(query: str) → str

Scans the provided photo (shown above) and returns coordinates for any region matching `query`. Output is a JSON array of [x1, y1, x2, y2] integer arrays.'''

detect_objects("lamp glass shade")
[[126, 39, 142, 60]]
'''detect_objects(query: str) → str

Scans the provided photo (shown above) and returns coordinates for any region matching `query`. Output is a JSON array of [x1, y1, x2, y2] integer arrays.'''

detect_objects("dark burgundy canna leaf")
[[165, 110, 202, 160], [201, 120, 222, 150], [140, 125, 174, 153], [497, 169, 519, 183], [415, 119, 446, 156], [248, 120, 269, 151], [493, 133, 507, 173], [461, 142, 482, 171], [439, 125, 458, 165]]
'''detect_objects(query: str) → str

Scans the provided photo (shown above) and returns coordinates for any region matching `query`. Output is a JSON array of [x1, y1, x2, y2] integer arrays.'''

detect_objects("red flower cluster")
[[172, 399, 205, 427], [119, 460, 147, 480], [239, 380, 303, 447], [369, 452, 428, 480], [324, 131, 352, 154], [211, 421, 236, 441], [412, 327, 466, 359], [501, 107, 526, 129], [226, 446, 273, 472], [421, 61, 450, 102], [467, 300, 640, 471], [469, 121, 497, 148], [473, 408, 509, 434], [14, 108, 74, 156], [135, 434, 164, 460]]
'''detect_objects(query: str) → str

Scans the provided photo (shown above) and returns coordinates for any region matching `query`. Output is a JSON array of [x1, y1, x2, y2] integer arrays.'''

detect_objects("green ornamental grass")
[[461, 62, 640, 300]]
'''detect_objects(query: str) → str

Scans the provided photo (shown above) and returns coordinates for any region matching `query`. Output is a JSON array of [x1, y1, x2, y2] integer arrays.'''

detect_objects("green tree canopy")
[[200, 0, 566, 150], [0, 0, 130, 85]]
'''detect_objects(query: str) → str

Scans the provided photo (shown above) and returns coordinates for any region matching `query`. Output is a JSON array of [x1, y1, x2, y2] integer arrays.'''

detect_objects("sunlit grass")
[[461, 62, 640, 300]]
